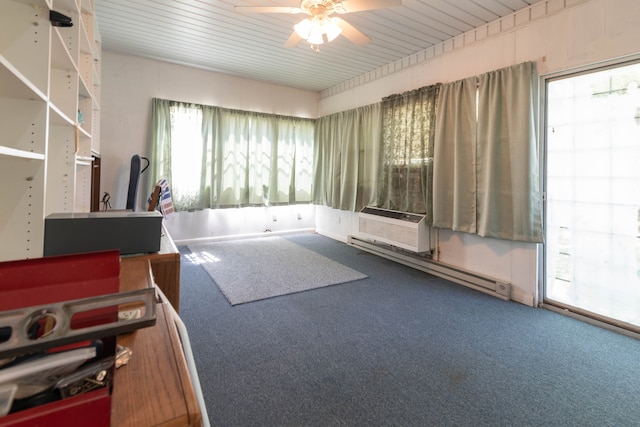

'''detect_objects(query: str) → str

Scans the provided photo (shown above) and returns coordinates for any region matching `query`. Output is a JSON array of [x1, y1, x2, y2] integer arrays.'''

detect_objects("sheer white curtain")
[[432, 62, 543, 243], [149, 99, 206, 209], [150, 98, 314, 211]]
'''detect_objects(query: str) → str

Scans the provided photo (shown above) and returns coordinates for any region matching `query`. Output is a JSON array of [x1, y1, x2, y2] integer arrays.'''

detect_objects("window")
[[150, 98, 314, 211], [378, 85, 440, 216]]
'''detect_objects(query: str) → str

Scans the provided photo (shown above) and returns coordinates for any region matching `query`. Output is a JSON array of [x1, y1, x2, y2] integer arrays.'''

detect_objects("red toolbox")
[[0, 250, 155, 426]]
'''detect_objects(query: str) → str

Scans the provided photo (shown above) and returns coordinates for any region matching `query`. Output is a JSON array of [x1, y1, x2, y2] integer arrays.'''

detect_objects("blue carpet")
[[179, 232, 640, 426]]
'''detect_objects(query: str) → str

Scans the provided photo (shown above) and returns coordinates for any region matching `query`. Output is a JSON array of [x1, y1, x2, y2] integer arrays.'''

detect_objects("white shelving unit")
[[1, 0, 101, 261]]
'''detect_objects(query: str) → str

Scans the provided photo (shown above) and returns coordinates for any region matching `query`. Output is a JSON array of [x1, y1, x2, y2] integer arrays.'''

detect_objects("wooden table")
[[111, 258, 202, 426]]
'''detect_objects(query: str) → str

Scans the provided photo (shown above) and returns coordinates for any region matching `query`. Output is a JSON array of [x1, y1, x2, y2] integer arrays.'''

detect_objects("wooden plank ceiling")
[[94, 0, 545, 92]]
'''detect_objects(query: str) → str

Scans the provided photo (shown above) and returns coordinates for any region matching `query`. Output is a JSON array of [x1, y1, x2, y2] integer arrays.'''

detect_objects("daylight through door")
[[545, 61, 640, 330]]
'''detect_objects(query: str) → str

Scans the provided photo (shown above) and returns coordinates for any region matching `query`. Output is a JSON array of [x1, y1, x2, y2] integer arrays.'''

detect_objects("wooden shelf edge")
[[0, 145, 45, 160], [0, 54, 47, 101]]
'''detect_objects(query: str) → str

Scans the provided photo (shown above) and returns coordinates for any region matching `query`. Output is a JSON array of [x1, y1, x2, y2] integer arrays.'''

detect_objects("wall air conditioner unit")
[[358, 206, 431, 253]]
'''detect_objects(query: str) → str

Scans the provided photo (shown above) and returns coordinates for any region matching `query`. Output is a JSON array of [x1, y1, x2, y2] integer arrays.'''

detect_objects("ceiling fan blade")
[[284, 31, 302, 48], [340, 0, 402, 13], [334, 17, 370, 46], [233, 6, 302, 14]]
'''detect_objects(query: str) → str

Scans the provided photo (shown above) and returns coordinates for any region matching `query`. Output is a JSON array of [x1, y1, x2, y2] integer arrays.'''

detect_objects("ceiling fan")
[[234, 0, 402, 48]]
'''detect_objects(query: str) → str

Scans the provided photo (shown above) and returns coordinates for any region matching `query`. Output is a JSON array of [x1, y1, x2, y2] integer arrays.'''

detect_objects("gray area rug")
[[187, 236, 368, 305]]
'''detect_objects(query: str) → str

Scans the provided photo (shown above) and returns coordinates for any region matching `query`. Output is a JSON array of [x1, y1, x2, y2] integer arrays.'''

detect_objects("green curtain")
[[356, 103, 383, 211], [313, 103, 382, 212], [378, 85, 440, 218], [432, 77, 477, 232], [312, 113, 333, 207], [150, 98, 314, 211], [149, 98, 173, 194], [476, 62, 542, 242], [432, 62, 543, 243]]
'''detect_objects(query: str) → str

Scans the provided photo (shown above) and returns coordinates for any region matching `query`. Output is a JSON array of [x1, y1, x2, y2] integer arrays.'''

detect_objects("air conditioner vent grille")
[[358, 206, 430, 253], [359, 218, 418, 247]]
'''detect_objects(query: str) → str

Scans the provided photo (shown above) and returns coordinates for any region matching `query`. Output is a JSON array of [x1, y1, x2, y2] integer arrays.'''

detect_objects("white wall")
[[315, 0, 640, 306], [166, 204, 316, 243]]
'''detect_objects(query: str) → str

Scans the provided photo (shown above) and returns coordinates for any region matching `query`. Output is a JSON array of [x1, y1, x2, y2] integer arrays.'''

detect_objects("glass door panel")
[[545, 62, 640, 329]]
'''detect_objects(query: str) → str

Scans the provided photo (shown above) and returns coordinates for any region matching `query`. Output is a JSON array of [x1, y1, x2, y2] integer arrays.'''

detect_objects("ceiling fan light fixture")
[[293, 18, 312, 39], [324, 17, 343, 42], [307, 20, 325, 45], [294, 14, 342, 45]]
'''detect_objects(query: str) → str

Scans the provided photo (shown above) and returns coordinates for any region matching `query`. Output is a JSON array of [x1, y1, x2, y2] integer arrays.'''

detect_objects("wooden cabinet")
[[1, 0, 101, 262], [128, 226, 182, 312], [115, 259, 203, 426]]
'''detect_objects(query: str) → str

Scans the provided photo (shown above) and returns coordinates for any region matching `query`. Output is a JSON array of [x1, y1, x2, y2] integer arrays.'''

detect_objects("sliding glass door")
[[545, 61, 640, 330]]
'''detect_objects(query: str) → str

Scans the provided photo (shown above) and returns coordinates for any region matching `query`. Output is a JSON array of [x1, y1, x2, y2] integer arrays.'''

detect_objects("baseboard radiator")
[[348, 235, 511, 301], [358, 206, 431, 253]]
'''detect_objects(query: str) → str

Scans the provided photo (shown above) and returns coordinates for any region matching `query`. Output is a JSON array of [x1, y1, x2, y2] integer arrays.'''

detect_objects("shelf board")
[[49, 103, 74, 126], [0, 145, 45, 161], [79, 76, 91, 98], [77, 124, 91, 138], [0, 55, 47, 101], [51, 29, 78, 72]]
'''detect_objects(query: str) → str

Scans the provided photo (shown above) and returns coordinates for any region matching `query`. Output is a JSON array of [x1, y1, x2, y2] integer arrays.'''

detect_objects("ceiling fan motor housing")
[[301, 0, 344, 16]]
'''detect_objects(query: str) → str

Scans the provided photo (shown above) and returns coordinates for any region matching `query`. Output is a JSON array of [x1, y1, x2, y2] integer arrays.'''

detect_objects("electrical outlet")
[[273, 215, 277, 222]]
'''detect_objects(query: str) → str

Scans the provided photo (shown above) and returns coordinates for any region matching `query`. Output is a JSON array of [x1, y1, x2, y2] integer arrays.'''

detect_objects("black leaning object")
[[126, 155, 142, 211], [50, 10, 73, 27]]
